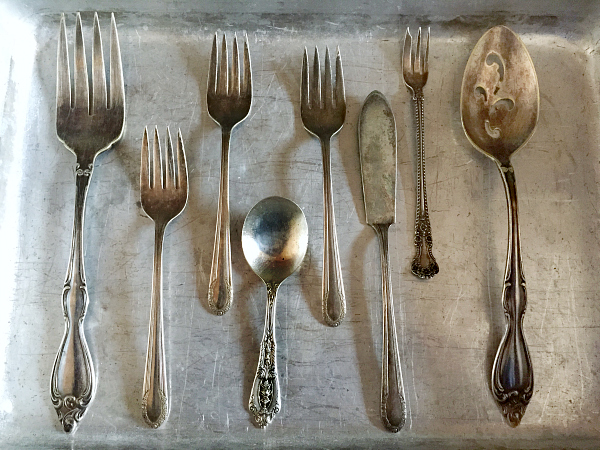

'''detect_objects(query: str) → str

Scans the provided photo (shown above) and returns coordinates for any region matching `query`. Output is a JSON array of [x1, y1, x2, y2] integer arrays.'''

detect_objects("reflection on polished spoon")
[[242, 196, 308, 427], [461, 25, 539, 427]]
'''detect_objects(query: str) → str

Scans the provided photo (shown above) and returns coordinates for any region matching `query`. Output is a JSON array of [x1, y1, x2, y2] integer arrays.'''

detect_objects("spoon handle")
[[373, 223, 406, 432], [249, 283, 281, 427], [208, 129, 233, 315], [411, 90, 438, 279], [491, 163, 533, 427], [320, 137, 346, 326], [142, 222, 169, 428]]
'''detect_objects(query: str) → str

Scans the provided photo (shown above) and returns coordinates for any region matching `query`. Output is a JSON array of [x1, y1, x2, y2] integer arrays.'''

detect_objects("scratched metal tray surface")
[[2, 0, 600, 448]]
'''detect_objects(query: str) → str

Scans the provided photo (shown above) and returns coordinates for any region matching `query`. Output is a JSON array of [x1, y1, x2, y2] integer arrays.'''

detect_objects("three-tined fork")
[[206, 33, 252, 315], [50, 12, 125, 433], [403, 27, 439, 279], [301, 46, 347, 327], [140, 127, 188, 428]]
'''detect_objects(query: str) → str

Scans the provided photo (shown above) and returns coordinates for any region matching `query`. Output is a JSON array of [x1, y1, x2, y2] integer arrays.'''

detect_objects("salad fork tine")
[[51, 12, 125, 433]]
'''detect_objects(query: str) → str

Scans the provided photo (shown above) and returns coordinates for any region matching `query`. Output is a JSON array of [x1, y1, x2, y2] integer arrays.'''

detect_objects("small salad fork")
[[206, 32, 252, 315], [403, 27, 439, 279], [50, 12, 125, 433], [140, 127, 188, 428]]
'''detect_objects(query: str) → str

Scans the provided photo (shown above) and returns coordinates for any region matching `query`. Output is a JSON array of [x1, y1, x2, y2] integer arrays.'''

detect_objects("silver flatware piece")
[[461, 25, 539, 427], [207, 32, 252, 315], [301, 46, 346, 327], [358, 91, 406, 432], [51, 12, 125, 433], [140, 127, 188, 428], [403, 27, 439, 279]]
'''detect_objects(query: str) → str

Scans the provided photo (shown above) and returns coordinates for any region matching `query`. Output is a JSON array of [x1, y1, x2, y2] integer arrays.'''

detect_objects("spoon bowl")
[[242, 196, 308, 427]]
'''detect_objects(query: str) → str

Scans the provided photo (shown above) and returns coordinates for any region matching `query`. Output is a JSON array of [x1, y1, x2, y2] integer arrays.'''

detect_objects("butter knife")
[[358, 90, 406, 432]]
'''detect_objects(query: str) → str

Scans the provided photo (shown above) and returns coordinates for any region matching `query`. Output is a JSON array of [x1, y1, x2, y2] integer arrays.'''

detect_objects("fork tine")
[[92, 13, 107, 113], [242, 34, 252, 96], [311, 47, 321, 109], [109, 13, 124, 109], [402, 28, 412, 76], [164, 127, 175, 189], [73, 13, 89, 111], [414, 27, 422, 74], [57, 14, 71, 110], [176, 129, 187, 191], [334, 47, 345, 109], [323, 47, 333, 109], [217, 34, 228, 96], [423, 27, 430, 74], [230, 33, 240, 96], [152, 127, 162, 189], [301, 47, 309, 107], [141, 127, 150, 189], [208, 33, 217, 95]]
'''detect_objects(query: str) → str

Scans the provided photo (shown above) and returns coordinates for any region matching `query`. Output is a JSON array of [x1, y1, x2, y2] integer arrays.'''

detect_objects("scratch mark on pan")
[[176, 292, 195, 435], [212, 349, 219, 387]]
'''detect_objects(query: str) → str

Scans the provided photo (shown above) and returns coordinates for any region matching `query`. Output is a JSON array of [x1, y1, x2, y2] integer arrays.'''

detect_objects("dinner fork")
[[50, 12, 125, 433], [207, 32, 252, 315], [403, 27, 439, 279], [301, 47, 346, 327], [140, 127, 188, 428]]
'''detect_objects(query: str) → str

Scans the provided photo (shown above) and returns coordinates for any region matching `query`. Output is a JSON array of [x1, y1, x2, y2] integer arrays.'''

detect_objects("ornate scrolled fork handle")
[[491, 163, 533, 427], [402, 27, 438, 279]]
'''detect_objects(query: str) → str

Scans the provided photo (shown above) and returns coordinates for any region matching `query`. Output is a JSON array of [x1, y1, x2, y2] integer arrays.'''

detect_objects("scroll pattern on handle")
[[491, 164, 533, 427], [50, 166, 95, 433], [249, 283, 281, 427]]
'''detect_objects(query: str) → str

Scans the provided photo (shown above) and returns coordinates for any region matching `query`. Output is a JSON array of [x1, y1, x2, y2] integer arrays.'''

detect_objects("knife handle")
[[372, 223, 406, 432]]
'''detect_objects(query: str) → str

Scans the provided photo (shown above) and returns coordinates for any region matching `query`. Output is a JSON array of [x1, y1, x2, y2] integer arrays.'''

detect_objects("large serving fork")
[[403, 27, 439, 279], [50, 12, 124, 433], [207, 33, 252, 315], [301, 47, 346, 327], [140, 127, 188, 428]]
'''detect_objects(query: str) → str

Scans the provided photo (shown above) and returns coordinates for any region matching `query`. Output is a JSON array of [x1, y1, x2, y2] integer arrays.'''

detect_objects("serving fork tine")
[[140, 127, 188, 428], [301, 46, 346, 327], [402, 27, 438, 280], [207, 32, 252, 315], [51, 12, 124, 433]]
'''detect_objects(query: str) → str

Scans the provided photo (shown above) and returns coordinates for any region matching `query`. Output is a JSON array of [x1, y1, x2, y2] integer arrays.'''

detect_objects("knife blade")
[[358, 90, 397, 226], [358, 90, 406, 433]]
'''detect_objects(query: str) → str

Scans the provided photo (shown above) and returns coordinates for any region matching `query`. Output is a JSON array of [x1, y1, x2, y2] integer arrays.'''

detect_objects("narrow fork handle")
[[142, 222, 169, 428], [249, 283, 281, 427], [51, 163, 96, 433], [411, 91, 438, 279], [373, 224, 406, 432], [321, 138, 346, 327], [208, 129, 233, 315], [491, 163, 533, 427]]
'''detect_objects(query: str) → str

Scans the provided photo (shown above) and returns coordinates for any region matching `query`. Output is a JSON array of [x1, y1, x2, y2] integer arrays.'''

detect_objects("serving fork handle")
[[321, 138, 346, 327], [142, 221, 169, 428], [51, 163, 96, 433], [372, 223, 406, 432], [491, 163, 533, 427], [208, 129, 233, 315]]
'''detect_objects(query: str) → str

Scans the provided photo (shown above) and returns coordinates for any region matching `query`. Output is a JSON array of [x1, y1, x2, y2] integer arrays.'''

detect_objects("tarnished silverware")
[[403, 27, 439, 279], [461, 25, 539, 427], [51, 12, 125, 433], [358, 91, 406, 432], [242, 197, 308, 427], [140, 127, 188, 428], [207, 32, 252, 315], [301, 46, 346, 327]]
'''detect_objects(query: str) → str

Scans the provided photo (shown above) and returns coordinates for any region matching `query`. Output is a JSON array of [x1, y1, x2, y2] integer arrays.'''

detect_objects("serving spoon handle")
[[491, 162, 534, 427]]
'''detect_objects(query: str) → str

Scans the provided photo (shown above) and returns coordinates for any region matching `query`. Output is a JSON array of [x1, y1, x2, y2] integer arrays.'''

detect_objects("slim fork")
[[50, 12, 125, 433], [403, 27, 439, 279], [301, 47, 346, 327], [207, 32, 252, 315], [140, 127, 188, 428]]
